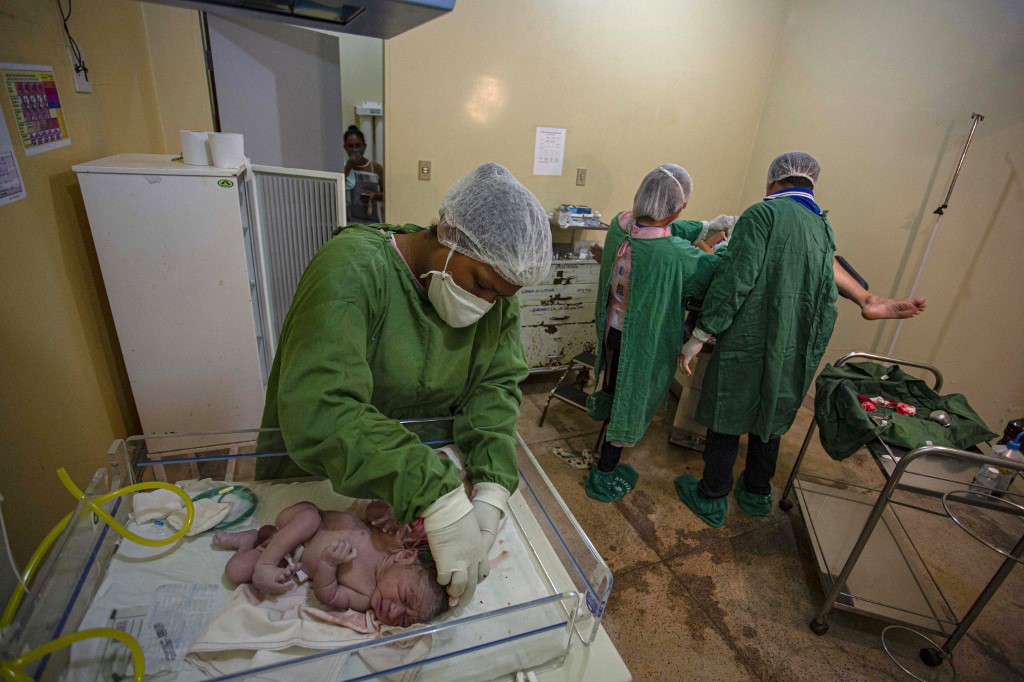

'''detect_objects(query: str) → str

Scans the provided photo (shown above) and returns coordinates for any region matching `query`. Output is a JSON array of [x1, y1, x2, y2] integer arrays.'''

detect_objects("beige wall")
[[0, 0, 204, 565], [385, 0, 788, 225], [387, 0, 1024, 431], [141, 3, 214, 152], [745, 0, 1024, 425], [2, 0, 1021, 566], [339, 34, 384, 132]]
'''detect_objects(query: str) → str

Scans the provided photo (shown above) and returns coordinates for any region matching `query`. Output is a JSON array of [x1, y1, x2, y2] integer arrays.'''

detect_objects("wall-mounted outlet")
[[419, 160, 431, 181], [575, 168, 587, 186], [66, 43, 92, 94]]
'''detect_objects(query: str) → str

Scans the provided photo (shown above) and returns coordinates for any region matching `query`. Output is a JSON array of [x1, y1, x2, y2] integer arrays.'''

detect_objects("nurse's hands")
[[471, 483, 511, 581], [679, 337, 703, 375], [679, 327, 712, 375], [423, 487, 483, 602], [699, 214, 737, 241]]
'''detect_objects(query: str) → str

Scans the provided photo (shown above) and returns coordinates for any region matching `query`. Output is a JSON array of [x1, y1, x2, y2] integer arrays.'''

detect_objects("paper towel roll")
[[209, 132, 246, 169], [180, 130, 211, 166]]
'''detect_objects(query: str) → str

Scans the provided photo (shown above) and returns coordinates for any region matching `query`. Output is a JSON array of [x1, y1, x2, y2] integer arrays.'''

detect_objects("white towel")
[[167, 498, 232, 536], [131, 488, 186, 523], [186, 582, 430, 681], [132, 484, 233, 536]]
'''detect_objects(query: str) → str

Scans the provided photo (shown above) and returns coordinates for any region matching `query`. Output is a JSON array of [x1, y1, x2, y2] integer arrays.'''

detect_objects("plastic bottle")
[[994, 434, 1024, 486], [998, 417, 1024, 445]]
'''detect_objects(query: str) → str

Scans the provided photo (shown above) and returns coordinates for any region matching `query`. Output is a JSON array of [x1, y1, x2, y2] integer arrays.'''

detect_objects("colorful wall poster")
[[0, 63, 71, 156], [0, 106, 26, 207]]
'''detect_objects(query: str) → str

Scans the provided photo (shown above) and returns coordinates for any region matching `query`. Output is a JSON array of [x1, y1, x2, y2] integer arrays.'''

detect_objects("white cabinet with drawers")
[[518, 259, 602, 369]]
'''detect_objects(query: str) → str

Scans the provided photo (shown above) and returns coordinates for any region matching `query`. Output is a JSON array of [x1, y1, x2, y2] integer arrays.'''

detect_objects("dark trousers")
[[697, 429, 780, 498], [597, 327, 623, 472]]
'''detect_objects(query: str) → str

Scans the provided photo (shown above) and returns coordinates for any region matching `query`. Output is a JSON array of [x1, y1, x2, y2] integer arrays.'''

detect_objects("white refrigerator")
[[74, 154, 343, 448]]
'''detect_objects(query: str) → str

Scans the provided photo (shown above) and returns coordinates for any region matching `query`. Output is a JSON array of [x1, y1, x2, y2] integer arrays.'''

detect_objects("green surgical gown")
[[696, 199, 838, 440], [256, 224, 527, 523], [586, 214, 721, 444]]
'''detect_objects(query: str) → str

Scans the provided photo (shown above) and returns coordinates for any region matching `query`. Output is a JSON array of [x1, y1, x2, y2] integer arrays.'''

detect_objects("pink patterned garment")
[[605, 211, 672, 335]]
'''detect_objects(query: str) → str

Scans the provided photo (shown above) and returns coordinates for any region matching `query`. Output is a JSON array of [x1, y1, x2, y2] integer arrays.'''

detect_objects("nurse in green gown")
[[675, 152, 926, 527], [256, 163, 551, 601], [584, 164, 733, 502]]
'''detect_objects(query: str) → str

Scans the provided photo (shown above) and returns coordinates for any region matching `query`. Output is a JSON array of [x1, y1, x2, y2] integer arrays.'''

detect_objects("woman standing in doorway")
[[344, 126, 384, 222]]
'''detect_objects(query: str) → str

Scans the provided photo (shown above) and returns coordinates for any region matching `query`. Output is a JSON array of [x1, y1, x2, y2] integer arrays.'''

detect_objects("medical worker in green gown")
[[584, 164, 734, 502], [256, 163, 551, 601], [675, 152, 926, 527]]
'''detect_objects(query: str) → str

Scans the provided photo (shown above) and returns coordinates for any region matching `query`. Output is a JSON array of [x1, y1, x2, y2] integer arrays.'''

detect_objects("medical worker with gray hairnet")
[[256, 163, 552, 602], [585, 164, 732, 502], [676, 152, 926, 527]]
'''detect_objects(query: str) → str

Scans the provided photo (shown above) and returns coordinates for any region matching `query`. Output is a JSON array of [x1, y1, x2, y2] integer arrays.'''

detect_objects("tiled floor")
[[516, 373, 1024, 681]]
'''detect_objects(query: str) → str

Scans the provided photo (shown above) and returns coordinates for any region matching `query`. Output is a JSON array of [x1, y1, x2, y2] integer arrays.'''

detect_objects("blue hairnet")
[[632, 164, 692, 221], [439, 163, 552, 287], [767, 152, 820, 187]]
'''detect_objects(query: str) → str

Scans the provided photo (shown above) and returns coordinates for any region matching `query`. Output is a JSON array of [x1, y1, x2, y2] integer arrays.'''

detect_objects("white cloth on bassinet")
[[185, 582, 428, 680]]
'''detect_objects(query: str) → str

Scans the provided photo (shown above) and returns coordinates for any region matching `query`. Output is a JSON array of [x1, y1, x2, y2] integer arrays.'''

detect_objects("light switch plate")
[[576, 168, 587, 186], [419, 160, 431, 181]]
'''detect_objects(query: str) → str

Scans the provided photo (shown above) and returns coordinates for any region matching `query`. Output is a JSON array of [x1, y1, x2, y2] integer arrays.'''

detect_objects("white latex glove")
[[423, 487, 483, 602], [699, 214, 737, 241], [679, 328, 711, 375], [471, 482, 510, 581]]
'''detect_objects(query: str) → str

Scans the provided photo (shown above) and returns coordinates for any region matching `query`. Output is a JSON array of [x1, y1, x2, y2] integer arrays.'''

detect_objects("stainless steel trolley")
[[778, 351, 1023, 679]]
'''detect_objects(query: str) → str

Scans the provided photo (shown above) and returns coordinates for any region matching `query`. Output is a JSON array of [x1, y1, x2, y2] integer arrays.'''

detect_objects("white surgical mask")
[[422, 248, 494, 328]]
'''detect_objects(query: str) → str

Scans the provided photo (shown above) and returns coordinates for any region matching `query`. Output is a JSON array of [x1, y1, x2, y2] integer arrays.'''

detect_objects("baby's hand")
[[324, 538, 358, 565], [366, 500, 401, 535], [252, 563, 294, 595]]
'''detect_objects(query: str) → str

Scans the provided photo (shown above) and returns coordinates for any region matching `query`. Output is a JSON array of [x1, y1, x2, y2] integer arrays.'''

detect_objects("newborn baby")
[[213, 500, 448, 628]]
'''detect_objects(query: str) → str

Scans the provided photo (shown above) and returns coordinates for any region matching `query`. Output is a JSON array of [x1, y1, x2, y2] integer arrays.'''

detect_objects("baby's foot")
[[323, 538, 358, 565], [252, 563, 294, 595], [213, 529, 259, 550]]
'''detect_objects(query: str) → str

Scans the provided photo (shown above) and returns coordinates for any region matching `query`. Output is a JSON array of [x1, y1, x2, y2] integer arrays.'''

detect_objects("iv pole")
[[885, 112, 984, 356]]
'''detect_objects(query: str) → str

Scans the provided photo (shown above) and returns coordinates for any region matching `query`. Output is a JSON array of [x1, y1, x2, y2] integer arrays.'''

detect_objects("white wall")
[[207, 13, 344, 173]]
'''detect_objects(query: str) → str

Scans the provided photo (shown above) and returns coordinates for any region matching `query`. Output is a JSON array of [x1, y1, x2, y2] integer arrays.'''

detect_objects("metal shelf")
[[867, 441, 1024, 515], [794, 477, 956, 635]]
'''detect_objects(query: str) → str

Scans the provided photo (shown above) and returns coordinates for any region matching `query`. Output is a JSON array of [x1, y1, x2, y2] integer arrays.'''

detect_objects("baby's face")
[[371, 563, 438, 628]]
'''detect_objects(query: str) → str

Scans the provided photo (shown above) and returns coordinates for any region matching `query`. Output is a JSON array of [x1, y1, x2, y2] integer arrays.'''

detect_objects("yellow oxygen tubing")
[[1, 468, 194, 680], [0, 627, 144, 682]]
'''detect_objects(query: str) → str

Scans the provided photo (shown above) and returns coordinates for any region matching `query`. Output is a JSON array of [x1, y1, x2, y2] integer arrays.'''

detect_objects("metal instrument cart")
[[778, 352, 1023, 678]]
